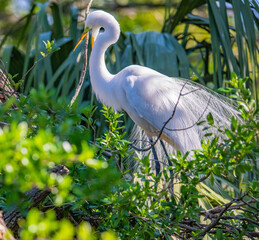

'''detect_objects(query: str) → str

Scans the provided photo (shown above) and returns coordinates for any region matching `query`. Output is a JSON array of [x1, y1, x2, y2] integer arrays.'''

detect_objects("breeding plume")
[[75, 10, 239, 159]]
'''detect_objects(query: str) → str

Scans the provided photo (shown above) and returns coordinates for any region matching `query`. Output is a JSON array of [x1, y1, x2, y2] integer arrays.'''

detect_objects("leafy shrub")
[[0, 76, 258, 239]]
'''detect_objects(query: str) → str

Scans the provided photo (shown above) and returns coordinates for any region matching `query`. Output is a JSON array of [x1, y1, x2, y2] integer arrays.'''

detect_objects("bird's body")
[[79, 10, 240, 156], [112, 65, 203, 152]]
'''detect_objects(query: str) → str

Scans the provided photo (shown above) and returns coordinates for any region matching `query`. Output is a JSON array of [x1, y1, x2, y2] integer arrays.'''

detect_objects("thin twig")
[[0, 90, 16, 95], [200, 198, 258, 215], [220, 215, 259, 226], [165, 96, 212, 132], [198, 171, 212, 183], [70, 0, 93, 106], [0, 122, 9, 128], [241, 197, 259, 212], [197, 199, 236, 238]]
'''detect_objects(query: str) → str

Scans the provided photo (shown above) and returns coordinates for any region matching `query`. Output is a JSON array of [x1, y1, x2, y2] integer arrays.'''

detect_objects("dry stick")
[[0, 60, 14, 95], [238, 207, 259, 220], [208, 228, 257, 240], [165, 96, 211, 132], [197, 200, 235, 238], [0, 212, 16, 240], [220, 215, 259, 226], [197, 193, 256, 238], [213, 222, 257, 240], [70, 0, 93, 106], [241, 197, 259, 212], [0, 65, 18, 100], [200, 198, 259, 215], [1, 47, 52, 96], [0, 122, 9, 128], [198, 171, 211, 183]]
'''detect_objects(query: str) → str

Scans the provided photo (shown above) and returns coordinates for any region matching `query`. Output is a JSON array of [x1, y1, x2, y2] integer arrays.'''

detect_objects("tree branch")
[[198, 197, 238, 238], [0, 212, 15, 240], [70, 0, 93, 106]]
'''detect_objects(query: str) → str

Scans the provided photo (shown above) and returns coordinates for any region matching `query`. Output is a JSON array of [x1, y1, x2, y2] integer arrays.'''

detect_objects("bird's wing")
[[122, 73, 201, 151], [120, 67, 241, 153], [123, 74, 175, 129]]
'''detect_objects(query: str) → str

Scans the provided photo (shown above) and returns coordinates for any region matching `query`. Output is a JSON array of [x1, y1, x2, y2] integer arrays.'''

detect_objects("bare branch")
[[0, 122, 9, 128], [0, 212, 15, 240], [70, 0, 93, 106], [165, 96, 212, 132], [200, 198, 259, 215], [220, 215, 259, 226], [0, 62, 19, 103], [197, 198, 237, 238], [181, 87, 201, 96], [241, 197, 259, 212], [198, 171, 211, 182], [131, 81, 188, 151]]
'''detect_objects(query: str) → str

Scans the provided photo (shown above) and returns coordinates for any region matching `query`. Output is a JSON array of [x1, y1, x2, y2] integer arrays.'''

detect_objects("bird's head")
[[74, 10, 120, 51]]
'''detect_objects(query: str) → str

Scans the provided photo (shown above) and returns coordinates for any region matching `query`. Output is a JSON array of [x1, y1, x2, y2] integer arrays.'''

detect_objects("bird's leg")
[[159, 140, 169, 158], [160, 140, 174, 193], [149, 138, 160, 175], [159, 140, 173, 169]]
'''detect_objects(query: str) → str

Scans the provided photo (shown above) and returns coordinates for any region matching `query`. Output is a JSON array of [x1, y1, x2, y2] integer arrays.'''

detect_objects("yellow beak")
[[91, 36, 94, 49], [74, 27, 92, 51]]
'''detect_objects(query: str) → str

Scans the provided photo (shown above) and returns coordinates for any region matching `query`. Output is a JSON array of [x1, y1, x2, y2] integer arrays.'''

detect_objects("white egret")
[[75, 10, 240, 166]]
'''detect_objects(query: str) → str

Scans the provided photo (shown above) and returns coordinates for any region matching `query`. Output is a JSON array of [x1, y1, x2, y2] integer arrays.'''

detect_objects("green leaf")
[[217, 87, 232, 93], [210, 173, 215, 186], [225, 129, 233, 139], [206, 113, 214, 125], [50, 2, 64, 39], [162, 0, 206, 33], [216, 229, 223, 240], [231, 117, 237, 131], [246, 130, 255, 143]]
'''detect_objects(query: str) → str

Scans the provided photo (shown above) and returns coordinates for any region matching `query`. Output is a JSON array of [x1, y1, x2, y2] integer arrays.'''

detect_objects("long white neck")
[[89, 22, 120, 107]]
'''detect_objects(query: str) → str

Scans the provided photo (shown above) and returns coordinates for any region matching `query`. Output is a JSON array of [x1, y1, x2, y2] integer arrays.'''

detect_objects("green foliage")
[[99, 106, 130, 159], [198, 74, 258, 196], [0, 86, 87, 141], [40, 40, 60, 57], [0, 0, 258, 238], [19, 208, 116, 240], [0, 87, 121, 239], [0, 122, 76, 203]]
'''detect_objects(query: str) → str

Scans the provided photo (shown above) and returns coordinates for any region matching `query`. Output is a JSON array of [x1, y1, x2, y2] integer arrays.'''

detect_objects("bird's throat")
[[89, 35, 116, 108]]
